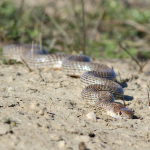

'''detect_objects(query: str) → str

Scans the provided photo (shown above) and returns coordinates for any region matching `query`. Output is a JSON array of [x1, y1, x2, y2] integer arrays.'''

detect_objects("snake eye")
[[119, 111, 122, 115]]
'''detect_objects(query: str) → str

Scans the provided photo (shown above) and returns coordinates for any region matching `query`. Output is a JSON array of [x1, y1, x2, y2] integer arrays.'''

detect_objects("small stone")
[[30, 101, 40, 111], [86, 112, 96, 121], [7, 77, 14, 82], [28, 78, 37, 83], [36, 123, 42, 127], [75, 136, 90, 142], [38, 109, 45, 115], [16, 72, 21, 76], [0, 123, 10, 135], [50, 134, 61, 141], [79, 142, 87, 150], [58, 141, 66, 148], [8, 87, 13, 92]]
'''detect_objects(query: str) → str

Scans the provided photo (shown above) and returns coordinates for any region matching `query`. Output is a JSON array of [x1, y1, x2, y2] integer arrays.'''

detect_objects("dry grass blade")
[[147, 85, 150, 109], [123, 95, 126, 107], [49, 38, 56, 50], [81, 0, 86, 55], [32, 41, 35, 70], [39, 33, 42, 51], [118, 72, 122, 82]]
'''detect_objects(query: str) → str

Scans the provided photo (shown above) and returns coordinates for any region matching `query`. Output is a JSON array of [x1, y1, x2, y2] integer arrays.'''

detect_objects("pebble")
[[0, 123, 10, 135], [30, 101, 40, 111], [8, 87, 13, 92], [28, 78, 37, 83], [7, 77, 14, 82], [50, 134, 62, 141], [58, 141, 66, 148], [86, 112, 96, 121], [38, 109, 45, 115], [79, 142, 87, 150], [75, 135, 90, 142]]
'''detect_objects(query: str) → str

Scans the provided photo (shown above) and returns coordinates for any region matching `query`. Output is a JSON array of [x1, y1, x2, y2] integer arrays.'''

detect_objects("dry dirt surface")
[[0, 58, 150, 150]]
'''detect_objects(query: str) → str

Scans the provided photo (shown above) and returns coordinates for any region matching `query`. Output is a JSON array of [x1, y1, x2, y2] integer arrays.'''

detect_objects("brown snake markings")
[[2, 44, 133, 119]]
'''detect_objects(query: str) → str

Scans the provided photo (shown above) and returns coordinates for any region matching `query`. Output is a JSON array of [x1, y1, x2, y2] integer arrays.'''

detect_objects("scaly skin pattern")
[[2, 44, 133, 119], [95, 100, 133, 119], [2, 44, 47, 62]]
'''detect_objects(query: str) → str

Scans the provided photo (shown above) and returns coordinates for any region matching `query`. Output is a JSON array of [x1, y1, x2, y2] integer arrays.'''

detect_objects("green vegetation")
[[1, 117, 17, 126], [0, 0, 150, 59]]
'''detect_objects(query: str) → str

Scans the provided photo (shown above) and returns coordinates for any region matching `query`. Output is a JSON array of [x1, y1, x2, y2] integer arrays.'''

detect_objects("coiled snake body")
[[2, 44, 133, 119]]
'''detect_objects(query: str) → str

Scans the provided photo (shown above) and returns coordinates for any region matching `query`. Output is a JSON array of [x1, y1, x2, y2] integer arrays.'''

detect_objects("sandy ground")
[[1, 0, 150, 149], [0, 58, 150, 150]]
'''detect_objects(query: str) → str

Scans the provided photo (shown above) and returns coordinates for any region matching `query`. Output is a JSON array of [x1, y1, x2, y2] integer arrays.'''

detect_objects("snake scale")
[[2, 44, 133, 119]]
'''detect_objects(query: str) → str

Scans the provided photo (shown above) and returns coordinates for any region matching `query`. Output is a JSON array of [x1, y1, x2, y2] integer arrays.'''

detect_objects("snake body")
[[2, 44, 133, 119], [2, 44, 47, 62], [22, 49, 69, 70]]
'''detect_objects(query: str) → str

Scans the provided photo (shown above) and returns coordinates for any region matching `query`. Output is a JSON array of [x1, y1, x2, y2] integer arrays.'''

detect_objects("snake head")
[[118, 108, 133, 119]]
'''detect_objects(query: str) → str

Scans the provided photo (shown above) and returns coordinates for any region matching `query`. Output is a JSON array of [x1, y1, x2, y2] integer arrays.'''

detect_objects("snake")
[[2, 44, 133, 119]]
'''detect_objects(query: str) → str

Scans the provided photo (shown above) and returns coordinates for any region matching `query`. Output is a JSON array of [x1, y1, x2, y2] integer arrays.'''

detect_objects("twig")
[[64, 0, 81, 46], [118, 71, 122, 82], [81, 0, 86, 55], [90, 1, 105, 41], [147, 86, 150, 109], [31, 12, 50, 33], [38, 69, 45, 82], [45, 10, 72, 44], [12, 0, 24, 29], [123, 95, 126, 106], [118, 42, 148, 73], [31, 41, 35, 70], [49, 38, 56, 50], [39, 33, 42, 51], [20, 57, 32, 72], [124, 19, 150, 35], [139, 60, 149, 73]]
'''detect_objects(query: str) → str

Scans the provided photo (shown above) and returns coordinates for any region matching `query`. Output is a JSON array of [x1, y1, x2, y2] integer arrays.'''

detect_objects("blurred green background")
[[0, 0, 150, 59]]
